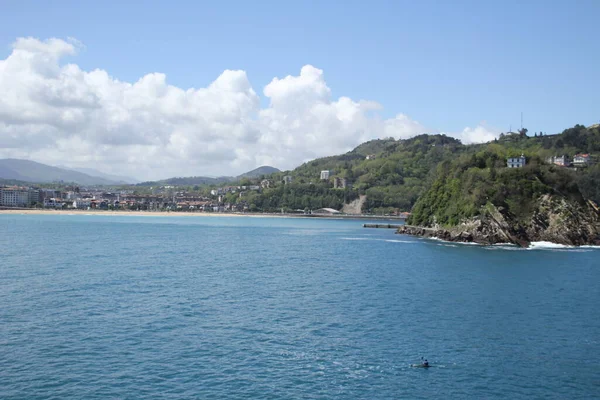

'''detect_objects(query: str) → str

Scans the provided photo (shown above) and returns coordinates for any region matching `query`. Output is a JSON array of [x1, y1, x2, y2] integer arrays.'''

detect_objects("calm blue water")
[[1, 214, 599, 399]]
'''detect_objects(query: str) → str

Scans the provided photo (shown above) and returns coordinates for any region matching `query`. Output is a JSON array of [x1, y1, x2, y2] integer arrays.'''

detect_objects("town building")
[[283, 175, 292, 184], [546, 155, 571, 167], [573, 154, 592, 167], [72, 200, 91, 209], [507, 154, 526, 168], [0, 187, 33, 207], [28, 188, 41, 205], [43, 198, 62, 208], [320, 170, 330, 180], [333, 177, 347, 189], [65, 191, 80, 200], [40, 189, 62, 202], [365, 154, 376, 160], [260, 179, 272, 189]]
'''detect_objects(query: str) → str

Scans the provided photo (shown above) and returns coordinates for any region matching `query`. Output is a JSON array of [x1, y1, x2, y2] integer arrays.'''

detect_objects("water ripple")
[[0, 215, 599, 399]]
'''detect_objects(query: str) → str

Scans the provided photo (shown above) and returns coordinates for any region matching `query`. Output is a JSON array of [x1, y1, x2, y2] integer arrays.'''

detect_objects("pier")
[[363, 223, 403, 229]]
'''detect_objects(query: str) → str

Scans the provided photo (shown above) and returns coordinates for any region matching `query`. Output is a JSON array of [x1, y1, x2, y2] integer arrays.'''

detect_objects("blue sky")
[[2, 0, 598, 133], [0, 0, 598, 178]]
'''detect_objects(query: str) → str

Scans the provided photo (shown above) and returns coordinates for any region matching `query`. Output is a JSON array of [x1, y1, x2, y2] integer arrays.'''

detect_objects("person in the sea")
[[422, 359, 429, 367]]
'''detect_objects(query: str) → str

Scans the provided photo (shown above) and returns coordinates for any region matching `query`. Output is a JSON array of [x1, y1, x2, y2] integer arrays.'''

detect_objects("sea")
[[1, 214, 599, 399]]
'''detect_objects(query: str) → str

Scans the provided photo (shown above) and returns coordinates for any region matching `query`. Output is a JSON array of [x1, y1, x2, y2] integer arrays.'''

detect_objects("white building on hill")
[[507, 154, 526, 168], [573, 154, 592, 167]]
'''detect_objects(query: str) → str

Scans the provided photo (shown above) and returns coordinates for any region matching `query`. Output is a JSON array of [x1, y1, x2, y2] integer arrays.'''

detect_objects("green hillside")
[[136, 166, 280, 187], [252, 134, 464, 213], [238, 166, 280, 178], [407, 151, 581, 227], [137, 176, 231, 187], [401, 125, 600, 245], [248, 124, 600, 213], [126, 123, 599, 215]]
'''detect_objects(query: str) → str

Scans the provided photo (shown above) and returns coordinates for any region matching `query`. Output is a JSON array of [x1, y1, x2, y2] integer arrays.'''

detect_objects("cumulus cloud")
[[0, 37, 498, 180], [447, 124, 500, 144]]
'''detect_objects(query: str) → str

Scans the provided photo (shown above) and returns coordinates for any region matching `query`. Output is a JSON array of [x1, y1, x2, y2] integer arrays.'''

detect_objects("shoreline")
[[0, 208, 406, 221], [396, 224, 600, 248]]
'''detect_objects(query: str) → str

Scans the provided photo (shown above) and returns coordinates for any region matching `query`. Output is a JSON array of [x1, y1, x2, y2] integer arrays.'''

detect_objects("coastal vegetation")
[[407, 152, 580, 227], [399, 124, 600, 246], [231, 134, 465, 213], [243, 124, 600, 214]]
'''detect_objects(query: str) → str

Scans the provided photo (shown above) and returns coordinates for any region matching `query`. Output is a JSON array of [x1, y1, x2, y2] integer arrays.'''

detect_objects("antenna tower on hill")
[[521, 112, 523, 130]]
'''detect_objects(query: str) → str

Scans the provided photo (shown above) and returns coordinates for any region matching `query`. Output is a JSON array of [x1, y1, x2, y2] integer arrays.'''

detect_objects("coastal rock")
[[526, 195, 600, 246], [397, 196, 600, 247]]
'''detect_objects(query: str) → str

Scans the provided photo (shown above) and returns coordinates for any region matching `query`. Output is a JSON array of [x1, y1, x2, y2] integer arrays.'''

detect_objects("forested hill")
[[136, 166, 280, 187], [469, 124, 600, 205], [246, 124, 600, 213], [256, 134, 465, 212], [403, 137, 600, 246], [133, 124, 599, 214], [408, 151, 583, 227]]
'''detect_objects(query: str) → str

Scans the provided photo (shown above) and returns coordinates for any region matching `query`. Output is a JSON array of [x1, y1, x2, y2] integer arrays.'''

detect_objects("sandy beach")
[[0, 208, 405, 220], [0, 209, 273, 218]]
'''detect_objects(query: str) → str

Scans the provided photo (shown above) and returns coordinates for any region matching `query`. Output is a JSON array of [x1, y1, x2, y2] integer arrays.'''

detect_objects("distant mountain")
[[138, 176, 232, 186], [136, 165, 281, 187], [237, 166, 280, 179], [58, 166, 139, 184], [0, 162, 28, 181], [0, 159, 123, 185]]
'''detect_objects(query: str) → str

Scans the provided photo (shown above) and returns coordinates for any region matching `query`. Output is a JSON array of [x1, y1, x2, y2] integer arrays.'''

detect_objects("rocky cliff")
[[342, 194, 367, 215], [398, 194, 600, 247]]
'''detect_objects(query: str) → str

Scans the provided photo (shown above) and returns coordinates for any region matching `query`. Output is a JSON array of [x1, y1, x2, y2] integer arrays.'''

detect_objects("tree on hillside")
[[578, 164, 600, 204], [519, 128, 528, 138]]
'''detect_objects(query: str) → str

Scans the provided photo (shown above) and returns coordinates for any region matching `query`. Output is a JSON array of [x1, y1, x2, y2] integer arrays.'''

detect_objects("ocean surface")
[[1, 214, 599, 399]]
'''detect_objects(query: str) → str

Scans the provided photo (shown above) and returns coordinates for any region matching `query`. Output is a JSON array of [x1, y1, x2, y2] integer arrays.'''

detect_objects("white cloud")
[[0, 37, 499, 180], [447, 124, 500, 144]]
